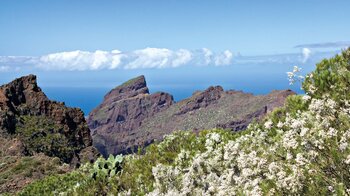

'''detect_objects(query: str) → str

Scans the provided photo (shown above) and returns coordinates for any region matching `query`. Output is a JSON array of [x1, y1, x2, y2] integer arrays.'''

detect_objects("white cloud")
[[202, 48, 214, 65], [302, 48, 311, 63], [39, 50, 120, 71], [172, 49, 192, 67], [214, 50, 233, 66], [91, 50, 109, 70], [295, 41, 350, 49], [36, 48, 234, 71], [124, 48, 168, 69], [2, 47, 338, 72]]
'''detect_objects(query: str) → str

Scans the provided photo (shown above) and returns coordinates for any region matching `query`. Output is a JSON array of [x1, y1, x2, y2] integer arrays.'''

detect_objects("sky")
[[1, 0, 350, 55], [0, 0, 349, 114]]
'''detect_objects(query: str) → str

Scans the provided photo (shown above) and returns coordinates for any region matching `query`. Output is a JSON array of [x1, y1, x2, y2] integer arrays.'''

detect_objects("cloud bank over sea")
[[0, 46, 340, 72]]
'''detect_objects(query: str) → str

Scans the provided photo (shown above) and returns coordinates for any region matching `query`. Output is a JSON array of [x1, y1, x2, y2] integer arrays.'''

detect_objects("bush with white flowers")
[[147, 49, 350, 195]]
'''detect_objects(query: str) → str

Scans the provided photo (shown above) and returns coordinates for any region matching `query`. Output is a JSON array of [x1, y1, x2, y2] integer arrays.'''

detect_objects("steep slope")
[[88, 75, 174, 155], [0, 75, 99, 193], [0, 74, 98, 164], [88, 76, 295, 156]]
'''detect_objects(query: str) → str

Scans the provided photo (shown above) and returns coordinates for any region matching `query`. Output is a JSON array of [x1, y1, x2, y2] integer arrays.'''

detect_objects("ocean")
[[15, 62, 312, 116], [42, 82, 303, 116]]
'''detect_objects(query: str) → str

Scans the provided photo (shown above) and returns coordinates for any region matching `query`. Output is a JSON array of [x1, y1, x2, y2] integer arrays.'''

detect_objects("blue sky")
[[1, 0, 350, 56], [0, 1, 349, 114]]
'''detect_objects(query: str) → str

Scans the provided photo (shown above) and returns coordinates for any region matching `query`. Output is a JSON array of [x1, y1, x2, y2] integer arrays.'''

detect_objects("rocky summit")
[[88, 75, 295, 156], [0, 75, 98, 164], [0, 75, 100, 193], [87, 75, 174, 156]]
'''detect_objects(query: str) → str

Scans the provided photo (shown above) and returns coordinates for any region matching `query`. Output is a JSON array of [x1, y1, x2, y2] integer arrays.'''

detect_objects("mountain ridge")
[[88, 75, 295, 156]]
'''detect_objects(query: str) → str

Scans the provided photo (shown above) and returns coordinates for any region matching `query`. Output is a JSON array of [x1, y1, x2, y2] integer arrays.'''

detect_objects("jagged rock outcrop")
[[0, 75, 100, 194], [176, 86, 223, 115], [0, 75, 98, 164], [88, 75, 174, 155], [88, 76, 295, 156]]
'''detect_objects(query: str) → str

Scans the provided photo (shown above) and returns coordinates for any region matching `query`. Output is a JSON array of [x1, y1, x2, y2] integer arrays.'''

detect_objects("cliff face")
[[0, 75, 98, 164], [87, 76, 174, 155], [88, 76, 295, 157], [0, 75, 99, 194]]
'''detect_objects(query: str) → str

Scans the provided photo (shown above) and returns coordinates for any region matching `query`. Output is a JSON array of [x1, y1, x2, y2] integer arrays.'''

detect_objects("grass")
[[92, 105, 109, 122], [119, 75, 145, 87]]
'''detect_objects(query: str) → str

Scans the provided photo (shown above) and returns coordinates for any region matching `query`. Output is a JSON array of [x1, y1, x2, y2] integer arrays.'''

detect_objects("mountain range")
[[0, 74, 294, 193], [87, 75, 294, 156]]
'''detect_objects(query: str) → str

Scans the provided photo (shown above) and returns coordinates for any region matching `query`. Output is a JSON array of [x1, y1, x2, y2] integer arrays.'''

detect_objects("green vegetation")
[[120, 75, 144, 87], [90, 154, 123, 180], [19, 155, 124, 195], [15, 115, 79, 163], [0, 155, 69, 194], [19, 130, 235, 195], [18, 170, 84, 196], [17, 49, 350, 195], [92, 105, 109, 121], [303, 49, 350, 103]]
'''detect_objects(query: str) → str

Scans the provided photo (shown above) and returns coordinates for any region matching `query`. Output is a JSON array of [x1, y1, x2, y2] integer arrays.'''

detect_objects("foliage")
[[148, 95, 350, 195], [145, 48, 350, 195], [18, 170, 84, 196], [303, 48, 350, 103], [111, 129, 240, 195], [90, 154, 123, 180], [0, 155, 69, 194], [287, 65, 304, 85], [19, 155, 124, 195], [15, 115, 79, 163]]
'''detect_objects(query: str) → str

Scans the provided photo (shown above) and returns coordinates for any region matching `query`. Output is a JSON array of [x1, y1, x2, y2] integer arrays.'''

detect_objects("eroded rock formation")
[[0, 75, 98, 164]]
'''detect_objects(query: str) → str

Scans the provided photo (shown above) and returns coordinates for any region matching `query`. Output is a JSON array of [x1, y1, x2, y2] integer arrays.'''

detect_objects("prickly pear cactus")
[[90, 154, 123, 180]]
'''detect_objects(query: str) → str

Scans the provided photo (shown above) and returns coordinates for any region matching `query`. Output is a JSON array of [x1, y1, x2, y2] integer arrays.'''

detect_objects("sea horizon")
[[42, 80, 304, 115]]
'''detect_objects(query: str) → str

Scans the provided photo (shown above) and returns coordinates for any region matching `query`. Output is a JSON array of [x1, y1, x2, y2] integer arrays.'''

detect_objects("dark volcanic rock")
[[0, 75, 98, 164], [216, 106, 268, 131], [176, 86, 223, 115], [88, 76, 295, 157], [88, 76, 174, 156], [102, 75, 150, 106]]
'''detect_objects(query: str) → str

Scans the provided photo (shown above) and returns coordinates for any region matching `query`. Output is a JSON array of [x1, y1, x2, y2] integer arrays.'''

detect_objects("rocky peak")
[[88, 76, 174, 156], [0, 75, 98, 164], [177, 85, 224, 115], [103, 75, 149, 104], [88, 75, 295, 156]]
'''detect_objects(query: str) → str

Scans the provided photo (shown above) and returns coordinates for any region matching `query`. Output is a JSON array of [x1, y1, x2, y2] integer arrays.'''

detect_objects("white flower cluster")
[[147, 95, 350, 195], [287, 66, 304, 85], [205, 132, 222, 152]]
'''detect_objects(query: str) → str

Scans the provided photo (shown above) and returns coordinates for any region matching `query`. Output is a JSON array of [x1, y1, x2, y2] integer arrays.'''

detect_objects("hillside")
[[0, 75, 99, 194], [88, 76, 294, 156]]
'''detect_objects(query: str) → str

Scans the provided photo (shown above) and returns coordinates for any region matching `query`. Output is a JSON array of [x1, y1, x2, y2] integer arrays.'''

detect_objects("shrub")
[[0, 155, 69, 195], [19, 155, 124, 195], [145, 48, 350, 195], [19, 171, 84, 196], [15, 115, 78, 163], [303, 48, 350, 103]]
